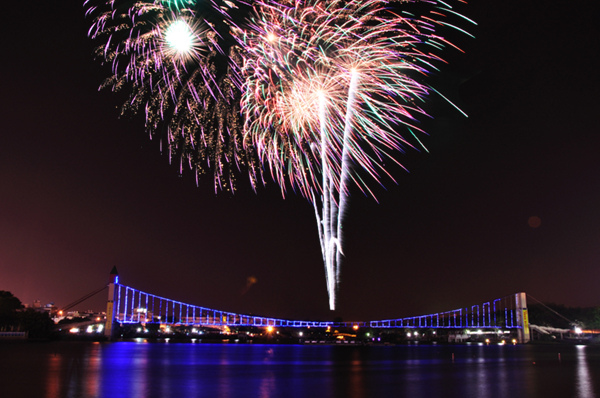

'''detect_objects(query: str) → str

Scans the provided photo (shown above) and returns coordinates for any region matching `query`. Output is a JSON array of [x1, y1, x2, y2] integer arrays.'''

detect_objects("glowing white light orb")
[[165, 20, 194, 55]]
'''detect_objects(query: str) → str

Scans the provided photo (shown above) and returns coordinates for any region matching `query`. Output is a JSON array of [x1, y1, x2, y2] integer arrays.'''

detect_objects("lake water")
[[1, 341, 599, 398]]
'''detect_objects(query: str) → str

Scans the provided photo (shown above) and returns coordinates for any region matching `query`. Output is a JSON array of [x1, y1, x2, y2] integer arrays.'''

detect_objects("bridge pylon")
[[104, 266, 118, 340], [515, 292, 531, 344]]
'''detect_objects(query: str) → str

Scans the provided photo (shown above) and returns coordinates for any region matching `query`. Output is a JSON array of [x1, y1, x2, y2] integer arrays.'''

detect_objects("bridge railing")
[[110, 282, 525, 330]]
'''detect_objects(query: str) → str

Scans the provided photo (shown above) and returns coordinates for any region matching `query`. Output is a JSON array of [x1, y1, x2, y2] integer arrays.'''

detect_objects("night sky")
[[1, 0, 598, 322]]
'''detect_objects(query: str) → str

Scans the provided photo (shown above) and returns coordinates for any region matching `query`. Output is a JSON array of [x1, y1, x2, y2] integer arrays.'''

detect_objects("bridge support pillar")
[[105, 267, 119, 340], [515, 292, 530, 344]]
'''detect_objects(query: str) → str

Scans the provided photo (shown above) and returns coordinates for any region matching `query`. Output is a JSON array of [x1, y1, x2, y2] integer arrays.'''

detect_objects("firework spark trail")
[[241, 0, 473, 309], [336, 69, 359, 273], [317, 91, 336, 309], [313, 69, 358, 310]]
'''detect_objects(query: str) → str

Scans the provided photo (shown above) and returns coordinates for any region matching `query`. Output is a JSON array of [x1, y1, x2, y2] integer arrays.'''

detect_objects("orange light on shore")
[[352, 325, 359, 331], [267, 326, 274, 333]]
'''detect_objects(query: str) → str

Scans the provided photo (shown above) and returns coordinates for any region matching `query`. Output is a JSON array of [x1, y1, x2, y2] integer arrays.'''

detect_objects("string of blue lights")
[[112, 282, 523, 329]]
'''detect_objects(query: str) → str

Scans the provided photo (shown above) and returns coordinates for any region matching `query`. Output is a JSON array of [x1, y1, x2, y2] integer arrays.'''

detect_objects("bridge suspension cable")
[[526, 294, 574, 325], [61, 285, 108, 312]]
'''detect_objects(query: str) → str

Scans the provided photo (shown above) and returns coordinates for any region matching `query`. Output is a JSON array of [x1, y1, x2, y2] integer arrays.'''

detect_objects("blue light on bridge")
[[110, 282, 526, 332]]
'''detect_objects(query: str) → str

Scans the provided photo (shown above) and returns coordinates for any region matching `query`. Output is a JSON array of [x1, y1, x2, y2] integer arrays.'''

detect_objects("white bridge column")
[[105, 267, 118, 340], [515, 292, 531, 344]]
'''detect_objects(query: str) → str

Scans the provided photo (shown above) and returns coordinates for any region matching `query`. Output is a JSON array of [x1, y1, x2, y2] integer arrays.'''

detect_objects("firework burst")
[[85, 0, 259, 191], [240, 0, 463, 199], [240, 0, 473, 309]]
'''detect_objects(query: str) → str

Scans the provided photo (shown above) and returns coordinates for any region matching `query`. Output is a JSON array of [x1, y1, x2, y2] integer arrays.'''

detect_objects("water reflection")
[[348, 349, 365, 398], [448, 345, 517, 398], [474, 345, 491, 398], [5, 343, 600, 398], [82, 343, 101, 397], [130, 341, 149, 398], [45, 342, 102, 397], [45, 349, 63, 398], [257, 369, 276, 398], [576, 345, 594, 398]]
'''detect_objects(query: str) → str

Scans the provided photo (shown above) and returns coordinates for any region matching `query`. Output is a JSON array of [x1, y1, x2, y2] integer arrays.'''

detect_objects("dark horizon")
[[1, 0, 598, 322]]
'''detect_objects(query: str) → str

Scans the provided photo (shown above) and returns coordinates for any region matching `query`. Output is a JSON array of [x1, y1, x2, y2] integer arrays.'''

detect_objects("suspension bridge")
[[102, 268, 531, 343]]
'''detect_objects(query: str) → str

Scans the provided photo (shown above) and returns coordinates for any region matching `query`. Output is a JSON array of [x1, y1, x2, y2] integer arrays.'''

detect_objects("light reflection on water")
[[577, 345, 593, 398], [45, 348, 63, 398], [2, 342, 598, 397]]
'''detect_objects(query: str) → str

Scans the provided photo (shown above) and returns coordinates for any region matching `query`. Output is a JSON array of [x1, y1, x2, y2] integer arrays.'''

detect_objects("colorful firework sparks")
[[84, 0, 473, 310], [160, 0, 195, 10], [240, 0, 474, 309], [242, 0, 474, 199], [84, 0, 259, 191]]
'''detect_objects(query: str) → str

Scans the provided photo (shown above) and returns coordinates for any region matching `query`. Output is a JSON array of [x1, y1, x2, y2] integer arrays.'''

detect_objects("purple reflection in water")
[[1, 342, 599, 397]]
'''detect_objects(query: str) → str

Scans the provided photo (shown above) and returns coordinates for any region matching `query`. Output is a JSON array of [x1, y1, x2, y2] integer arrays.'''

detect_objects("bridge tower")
[[104, 266, 118, 340], [515, 292, 531, 343]]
